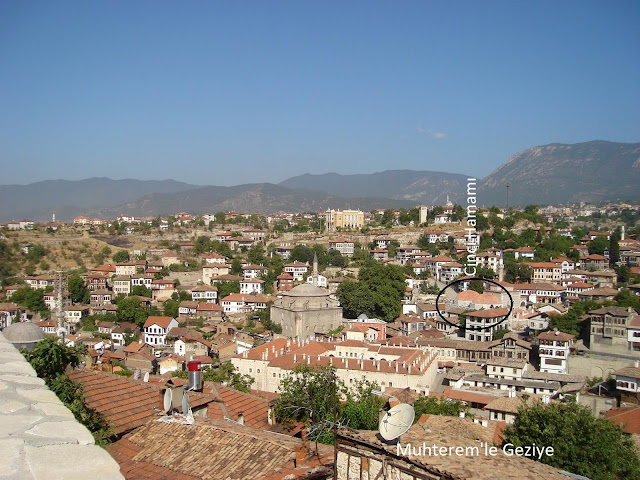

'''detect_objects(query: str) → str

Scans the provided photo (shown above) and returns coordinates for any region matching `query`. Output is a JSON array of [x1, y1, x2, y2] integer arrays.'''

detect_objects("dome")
[[282, 283, 330, 297], [3, 321, 45, 347]]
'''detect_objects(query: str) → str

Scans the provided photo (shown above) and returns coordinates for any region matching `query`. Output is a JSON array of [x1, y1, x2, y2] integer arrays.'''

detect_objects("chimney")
[[481, 418, 488, 427], [237, 412, 244, 425], [459, 411, 465, 418], [293, 354, 297, 363]]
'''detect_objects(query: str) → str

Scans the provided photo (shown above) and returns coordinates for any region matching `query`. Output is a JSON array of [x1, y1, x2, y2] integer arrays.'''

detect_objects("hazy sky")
[[1, 1, 638, 186]]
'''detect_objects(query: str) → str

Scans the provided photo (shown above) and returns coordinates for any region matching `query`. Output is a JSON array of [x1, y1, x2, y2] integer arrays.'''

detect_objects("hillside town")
[[1, 200, 640, 480]]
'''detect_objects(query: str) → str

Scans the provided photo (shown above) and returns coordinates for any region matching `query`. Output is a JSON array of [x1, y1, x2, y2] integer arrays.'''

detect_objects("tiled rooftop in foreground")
[[0, 332, 123, 480]]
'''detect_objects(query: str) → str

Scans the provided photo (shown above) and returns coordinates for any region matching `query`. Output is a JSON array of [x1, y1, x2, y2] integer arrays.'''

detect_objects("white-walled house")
[[614, 364, 640, 397], [143, 316, 179, 346], [537, 330, 574, 374], [240, 279, 265, 295]]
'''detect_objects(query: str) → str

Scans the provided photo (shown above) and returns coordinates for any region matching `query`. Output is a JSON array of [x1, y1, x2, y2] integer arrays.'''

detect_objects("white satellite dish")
[[163, 388, 173, 413], [379, 403, 415, 442], [182, 392, 191, 414], [143, 372, 150, 383]]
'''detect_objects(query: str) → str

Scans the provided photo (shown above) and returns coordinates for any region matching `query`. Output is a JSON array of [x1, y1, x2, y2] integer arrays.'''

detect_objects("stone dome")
[[282, 283, 330, 298], [3, 321, 45, 348]]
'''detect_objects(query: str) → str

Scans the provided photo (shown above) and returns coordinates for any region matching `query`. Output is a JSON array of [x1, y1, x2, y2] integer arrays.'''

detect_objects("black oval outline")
[[435, 277, 514, 332]]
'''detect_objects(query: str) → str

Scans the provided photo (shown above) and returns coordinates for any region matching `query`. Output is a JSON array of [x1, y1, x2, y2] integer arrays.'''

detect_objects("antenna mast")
[[505, 184, 510, 212], [56, 271, 67, 340]]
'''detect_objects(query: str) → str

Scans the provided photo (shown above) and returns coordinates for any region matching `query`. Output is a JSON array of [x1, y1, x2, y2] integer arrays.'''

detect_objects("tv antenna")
[[505, 184, 510, 212], [378, 403, 415, 442]]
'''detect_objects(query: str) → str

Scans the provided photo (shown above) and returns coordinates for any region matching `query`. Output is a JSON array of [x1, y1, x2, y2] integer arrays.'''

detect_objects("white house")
[[143, 316, 179, 346], [306, 274, 327, 288], [614, 364, 640, 396], [240, 279, 265, 295], [537, 330, 574, 374], [284, 261, 309, 281], [328, 238, 355, 257], [191, 284, 218, 303]]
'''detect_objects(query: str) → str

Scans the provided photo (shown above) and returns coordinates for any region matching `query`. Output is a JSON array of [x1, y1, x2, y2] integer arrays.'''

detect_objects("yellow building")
[[324, 209, 364, 231]]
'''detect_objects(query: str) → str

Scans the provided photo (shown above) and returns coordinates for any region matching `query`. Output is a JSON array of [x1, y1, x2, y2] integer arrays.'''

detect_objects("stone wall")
[[568, 353, 632, 379], [0, 333, 123, 480]]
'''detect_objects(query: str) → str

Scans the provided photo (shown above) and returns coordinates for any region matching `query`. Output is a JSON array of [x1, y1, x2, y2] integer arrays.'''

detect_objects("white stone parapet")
[[0, 332, 124, 480]]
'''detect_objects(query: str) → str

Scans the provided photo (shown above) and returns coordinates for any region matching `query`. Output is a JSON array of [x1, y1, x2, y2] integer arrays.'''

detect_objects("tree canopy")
[[503, 400, 640, 480], [273, 365, 385, 444], [336, 263, 406, 321]]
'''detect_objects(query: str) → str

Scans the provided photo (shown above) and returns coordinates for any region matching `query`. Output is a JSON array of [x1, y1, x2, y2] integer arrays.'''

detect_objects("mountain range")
[[1, 140, 638, 222]]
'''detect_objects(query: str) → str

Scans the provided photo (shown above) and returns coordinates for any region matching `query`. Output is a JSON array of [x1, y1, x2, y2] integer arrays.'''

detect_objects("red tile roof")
[[67, 368, 163, 435], [604, 406, 640, 434], [106, 418, 331, 480], [205, 383, 271, 429], [143, 316, 175, 329]]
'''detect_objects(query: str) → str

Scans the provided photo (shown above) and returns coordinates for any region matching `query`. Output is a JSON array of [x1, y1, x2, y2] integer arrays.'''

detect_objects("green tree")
[[588, 236, 609, 256], [503, 400, 640, 480], [492, 328, 510, 340], [247, 244, 266, 265], [216, 280, 240, 298], [201, 362, 254, 392], [274, 365, 345, 444], [341, 379, 386, 430], [336, 281, 375, 319], [163, 299, 179, 319], [289, 245, 314, 264], [413, 395, 469, 420], [22, 336, 83, 383], [130, 285, 152, 297], [336, 263, 406, 321], [116, 296, 148, 327], [609, 227, 621, 264], [230, 258, 243, 276], [113, 250, 129, 263], [23, 338, 113, 445], [68, 274, 89, 304], [469, 279, 484, 293], [194, 235, 212, 255], [11, 287, 49, 315]]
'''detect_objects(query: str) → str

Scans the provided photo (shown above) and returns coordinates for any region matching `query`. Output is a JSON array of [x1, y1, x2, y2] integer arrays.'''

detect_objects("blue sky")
[[1, 1, 638, 186]]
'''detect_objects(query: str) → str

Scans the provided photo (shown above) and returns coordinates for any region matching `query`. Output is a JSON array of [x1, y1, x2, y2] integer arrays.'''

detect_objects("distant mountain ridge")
[[1, 140, 638, 222], [479, 140, 640, 206], [279, 170, 470, 205], [0, 178, 200, 222], [86, 183, 414, 219]]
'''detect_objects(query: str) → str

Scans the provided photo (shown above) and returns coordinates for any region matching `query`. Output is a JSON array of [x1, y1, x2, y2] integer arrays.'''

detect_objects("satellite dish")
[[379, 403, 415, 442], [163, 388, 173, 413], [143, 372, 150, 383], [182, 392, 191, 414]]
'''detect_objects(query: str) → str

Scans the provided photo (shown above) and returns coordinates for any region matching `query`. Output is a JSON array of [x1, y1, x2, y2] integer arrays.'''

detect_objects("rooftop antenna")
[[505, 184, 510, 213], [55, 271, 65, 334], [378, 403, 415, 443]]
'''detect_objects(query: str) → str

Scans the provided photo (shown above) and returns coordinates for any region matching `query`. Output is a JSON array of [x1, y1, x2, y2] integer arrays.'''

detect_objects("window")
[[388, 382, 392, 387]]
